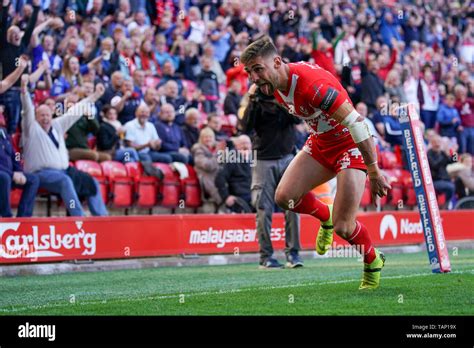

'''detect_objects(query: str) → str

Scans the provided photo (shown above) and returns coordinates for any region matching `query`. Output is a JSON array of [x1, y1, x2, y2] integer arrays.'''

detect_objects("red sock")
[[345, 221, 376, 264], [290, 192, 330, 222]]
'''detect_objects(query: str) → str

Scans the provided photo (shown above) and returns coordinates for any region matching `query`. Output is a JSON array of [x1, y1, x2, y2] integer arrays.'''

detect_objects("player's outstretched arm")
[[331, 101, 391, 206]]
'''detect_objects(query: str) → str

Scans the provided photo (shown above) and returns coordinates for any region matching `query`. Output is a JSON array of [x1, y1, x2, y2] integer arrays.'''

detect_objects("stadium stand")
[[0, 0, 473, 218]]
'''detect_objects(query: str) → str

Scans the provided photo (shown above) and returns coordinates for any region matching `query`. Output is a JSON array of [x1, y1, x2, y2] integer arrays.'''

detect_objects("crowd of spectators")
[[0, 0, 473, 217]]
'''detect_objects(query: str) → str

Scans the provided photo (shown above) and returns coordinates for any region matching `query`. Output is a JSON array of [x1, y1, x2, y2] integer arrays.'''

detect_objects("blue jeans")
[[115, 147, 140, 163], [460, 126, 474, 155], [202, 100, 217, 113], [433, 180, 455, 208], [0, 171, 40, 217], [420, 110, 437, 130], [162, 151, 189, 164], [139, 150, 172, 163], [35, 168, 108, 216], [0, 89, 21, 134]]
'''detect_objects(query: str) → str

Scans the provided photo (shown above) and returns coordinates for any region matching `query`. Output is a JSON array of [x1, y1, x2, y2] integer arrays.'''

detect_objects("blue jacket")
[[0, 128, 21, 178], [380, 10, 402, 48], [155, 120, 186, 152], [437, 103, 460, 138], [383, 115, 403, 146]]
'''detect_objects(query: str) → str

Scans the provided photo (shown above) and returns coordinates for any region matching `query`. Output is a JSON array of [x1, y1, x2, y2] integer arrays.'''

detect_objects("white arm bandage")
[[340, 109, 371, 143]]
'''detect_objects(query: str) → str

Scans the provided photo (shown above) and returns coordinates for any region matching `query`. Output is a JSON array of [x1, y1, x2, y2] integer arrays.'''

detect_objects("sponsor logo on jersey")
[[320, 87, 339, 112]]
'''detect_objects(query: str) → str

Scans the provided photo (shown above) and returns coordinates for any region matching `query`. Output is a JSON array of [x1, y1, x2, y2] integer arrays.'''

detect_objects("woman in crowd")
[[191, 127, 223, 207]]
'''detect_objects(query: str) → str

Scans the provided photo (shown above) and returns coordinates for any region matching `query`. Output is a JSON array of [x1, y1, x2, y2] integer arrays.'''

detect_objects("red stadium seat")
[[437, 193, 446, 208], [10, 188, 22, 208], [33, 89, 50, 105], [360, 179, 372, 210], [181, 164, 202, 208], [153, 163, 181, 208], [87, 136, 97, 150], [384, 169, 404, 208], [379, 151, 402, 169], [11, 132, 21, 153], [101, 161, 133, 208], [182, 80, 197, 101], [400, 170, 417, 207], [125, 162, 159, 208], [75, 160, 108, 204]]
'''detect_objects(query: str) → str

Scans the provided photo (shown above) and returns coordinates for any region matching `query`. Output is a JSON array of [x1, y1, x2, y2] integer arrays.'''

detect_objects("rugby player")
[[241, 36, 391, 289]]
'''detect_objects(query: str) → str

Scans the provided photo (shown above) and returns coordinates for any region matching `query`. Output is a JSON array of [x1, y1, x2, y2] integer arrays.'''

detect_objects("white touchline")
[[1, 269, 472, 313]]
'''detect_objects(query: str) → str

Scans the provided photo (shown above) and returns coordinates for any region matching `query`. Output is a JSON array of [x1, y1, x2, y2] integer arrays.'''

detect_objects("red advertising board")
[[0, 211, 472, 264]]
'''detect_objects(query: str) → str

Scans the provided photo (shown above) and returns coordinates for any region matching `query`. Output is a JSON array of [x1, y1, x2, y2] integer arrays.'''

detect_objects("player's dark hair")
[[240, 36, 278, 65]]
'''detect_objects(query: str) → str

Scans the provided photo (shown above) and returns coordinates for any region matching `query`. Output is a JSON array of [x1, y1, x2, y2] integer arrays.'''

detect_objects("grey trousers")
[[251, 154, 301, 261]]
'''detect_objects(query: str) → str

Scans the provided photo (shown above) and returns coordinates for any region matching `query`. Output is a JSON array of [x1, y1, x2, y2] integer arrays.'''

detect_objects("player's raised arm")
[[331, 101, 391, 205]]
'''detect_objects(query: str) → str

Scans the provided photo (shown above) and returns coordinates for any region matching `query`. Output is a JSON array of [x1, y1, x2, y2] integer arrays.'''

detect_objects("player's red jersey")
[[273, 62, 366, 173]]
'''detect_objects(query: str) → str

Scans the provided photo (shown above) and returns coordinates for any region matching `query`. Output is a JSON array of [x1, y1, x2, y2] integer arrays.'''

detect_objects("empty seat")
[[153, 163, 181, 208], [101, 161, 133, 207], [384, 169, 404, 208], [360, 179, 372, 210], [125, 162, 159, 208], [75, 160, 108, 204], [379, 151, 402, 169], [437, 193, 446, 208], [181, 164, 202, 208], [400, 170, 417, 207]]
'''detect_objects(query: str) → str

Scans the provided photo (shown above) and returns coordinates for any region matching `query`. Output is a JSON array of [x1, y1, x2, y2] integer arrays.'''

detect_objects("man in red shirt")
[[241, 36, 391, 289], [454, 84, 474, 155]]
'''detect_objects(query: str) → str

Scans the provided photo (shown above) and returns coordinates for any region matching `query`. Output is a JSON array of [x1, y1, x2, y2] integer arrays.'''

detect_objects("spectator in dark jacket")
[[223, 80, 242, 115], [239, 84, 301, 268], [97, 105, 140, 163], [154, 104, 190, 163], [156, 60, 184, 96], [181, 108, 200, 149], [197, 57, 219, 113], [207, 113, 229, 142], [361, 58, 385, 115], [65, 84, 112, 162], [428, 135, 455, 209], [160, 80, 189, 126], [100, 71, 124, 107], [113, 79, 143, 125], [341, 48, 365, 105], [215, 135, 253, 212], [0, 125, 39, 217], [0, 0, 39, 134]]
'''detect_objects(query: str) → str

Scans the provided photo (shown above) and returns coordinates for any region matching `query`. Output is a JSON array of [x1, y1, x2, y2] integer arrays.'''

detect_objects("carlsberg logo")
[[0, 222, 96, 259]]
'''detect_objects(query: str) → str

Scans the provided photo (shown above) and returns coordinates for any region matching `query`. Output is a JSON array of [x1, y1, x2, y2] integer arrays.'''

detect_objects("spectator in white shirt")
[[20, 75, 108, 216], [124, 103, 171, 163]]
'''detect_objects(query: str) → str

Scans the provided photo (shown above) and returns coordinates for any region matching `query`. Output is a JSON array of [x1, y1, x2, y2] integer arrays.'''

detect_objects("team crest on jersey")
[[299, 106, 309, 115], [338, 152, 351, 170]]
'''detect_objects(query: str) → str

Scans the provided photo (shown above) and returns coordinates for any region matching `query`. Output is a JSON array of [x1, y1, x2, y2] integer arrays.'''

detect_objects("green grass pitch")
[[1, 250, 473, 315]]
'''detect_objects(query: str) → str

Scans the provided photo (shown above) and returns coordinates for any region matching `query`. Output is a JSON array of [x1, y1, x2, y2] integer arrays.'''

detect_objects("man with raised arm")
[[20, 74, 108, 216]]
